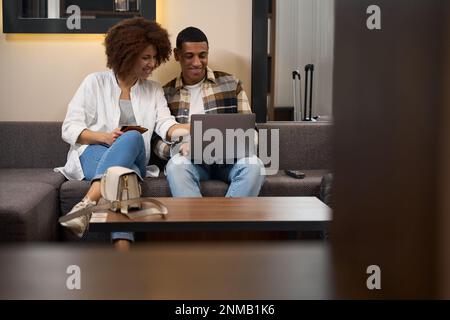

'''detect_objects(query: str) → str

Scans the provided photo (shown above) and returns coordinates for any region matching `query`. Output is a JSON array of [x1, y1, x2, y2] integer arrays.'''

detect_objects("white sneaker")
[[60, 197, 97, 238]]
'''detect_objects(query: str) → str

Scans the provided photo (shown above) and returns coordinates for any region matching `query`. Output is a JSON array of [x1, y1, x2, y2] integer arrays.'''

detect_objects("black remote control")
[[285, 170, 306, 179]]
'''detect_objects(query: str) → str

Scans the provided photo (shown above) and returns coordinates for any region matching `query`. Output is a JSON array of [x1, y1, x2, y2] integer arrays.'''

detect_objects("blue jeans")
[[79, 131, 146, 242], [165, 154, 265, 197]]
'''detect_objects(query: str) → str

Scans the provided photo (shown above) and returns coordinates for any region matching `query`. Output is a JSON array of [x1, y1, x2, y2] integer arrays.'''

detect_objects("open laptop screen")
[[190, 114, 257, 164]]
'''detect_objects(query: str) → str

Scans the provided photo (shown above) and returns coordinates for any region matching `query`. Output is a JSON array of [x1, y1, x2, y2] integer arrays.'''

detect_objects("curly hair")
[[104, 17, 172, 80]]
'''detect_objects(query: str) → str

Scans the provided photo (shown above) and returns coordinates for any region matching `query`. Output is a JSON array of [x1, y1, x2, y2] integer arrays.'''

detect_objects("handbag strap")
[[58, 198, 167, 224], [116, 198, 169, 219]]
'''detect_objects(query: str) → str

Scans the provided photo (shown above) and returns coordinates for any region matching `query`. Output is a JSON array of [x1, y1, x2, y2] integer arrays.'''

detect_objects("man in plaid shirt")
[[154, 27, 265, 197]]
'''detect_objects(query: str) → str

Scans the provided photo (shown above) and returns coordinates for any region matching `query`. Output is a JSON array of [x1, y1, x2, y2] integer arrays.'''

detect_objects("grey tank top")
[[118, 99, 137, 127]]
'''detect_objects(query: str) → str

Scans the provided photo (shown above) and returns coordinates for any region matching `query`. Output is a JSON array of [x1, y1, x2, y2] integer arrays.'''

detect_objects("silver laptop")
[[190, 114, 257, 164]]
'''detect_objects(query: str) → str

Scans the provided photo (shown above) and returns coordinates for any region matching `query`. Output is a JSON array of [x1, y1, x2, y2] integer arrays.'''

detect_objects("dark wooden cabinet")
[[3, 0, 155, 33]]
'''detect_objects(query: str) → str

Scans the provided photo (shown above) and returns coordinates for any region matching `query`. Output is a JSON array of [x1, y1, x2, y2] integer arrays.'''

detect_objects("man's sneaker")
[[60, 197, 97, 238]]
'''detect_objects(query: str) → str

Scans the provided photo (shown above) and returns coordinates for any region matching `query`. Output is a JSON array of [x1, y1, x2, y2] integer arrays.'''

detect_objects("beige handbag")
[[101, 166, 142, 214], [58, 166, 167, 229], [99, 166, 168, 218]]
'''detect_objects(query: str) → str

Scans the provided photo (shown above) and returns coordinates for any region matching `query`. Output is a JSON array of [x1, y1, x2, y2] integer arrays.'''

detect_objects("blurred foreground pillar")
[[332, 0, 450, 298]]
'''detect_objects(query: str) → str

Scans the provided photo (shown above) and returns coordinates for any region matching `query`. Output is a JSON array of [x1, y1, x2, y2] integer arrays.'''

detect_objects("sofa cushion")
[[59, 170, 328, 215], [141, 175, 172, 197], [59, 180, 91, 215], [257, 122, 332, 170], [141, 175, 231, 197], [319, 173, 333, 207], [260, 170, 329, 196], [141, 170, 328, 197], [0, 169, 66, 189], [59, 176, 231, 215], [0, 182, 59, 241], [0, 122, 68, 168]]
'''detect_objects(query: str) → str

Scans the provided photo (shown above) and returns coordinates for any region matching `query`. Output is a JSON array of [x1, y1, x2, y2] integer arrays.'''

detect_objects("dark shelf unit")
[[3, 0, 155, 33]]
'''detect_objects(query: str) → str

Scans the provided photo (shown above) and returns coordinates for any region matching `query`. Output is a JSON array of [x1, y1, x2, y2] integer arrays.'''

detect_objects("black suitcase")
[[303, 64, 314, 121], [291, 70, 302, 121], [286, 69, 306, 179], [285, 64, 316, 180], [292, 64, 315, 121]]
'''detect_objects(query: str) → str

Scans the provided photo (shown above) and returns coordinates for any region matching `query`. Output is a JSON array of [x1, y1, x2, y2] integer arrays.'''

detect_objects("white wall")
[[0, 0, 252, 121], [153, 0, 252, 90], [274, 0, 334, 117]]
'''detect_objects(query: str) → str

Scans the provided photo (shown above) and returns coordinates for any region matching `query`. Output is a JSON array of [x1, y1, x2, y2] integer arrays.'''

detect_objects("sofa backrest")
[[0, 121, 332, 170], [257, 122, 332, 170], [0, 122, 68, 168]]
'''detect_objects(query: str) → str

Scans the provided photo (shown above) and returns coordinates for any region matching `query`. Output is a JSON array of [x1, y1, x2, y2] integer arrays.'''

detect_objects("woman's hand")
[[179, 142, 190, 156], [77, 128, 123, 146], [102, 128, 123, 146]]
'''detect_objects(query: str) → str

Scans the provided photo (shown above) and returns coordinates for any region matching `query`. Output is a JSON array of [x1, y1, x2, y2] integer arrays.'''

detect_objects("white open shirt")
[[55, 70, 177, 180]]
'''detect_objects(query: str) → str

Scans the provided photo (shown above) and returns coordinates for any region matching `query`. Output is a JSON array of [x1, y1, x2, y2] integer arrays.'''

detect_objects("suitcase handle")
[[304, 64, 315, 121], [292, 70, 302, 121]]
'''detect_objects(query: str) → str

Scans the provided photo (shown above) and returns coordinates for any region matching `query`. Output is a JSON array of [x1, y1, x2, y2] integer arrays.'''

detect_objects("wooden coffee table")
[[89, 197, 332, 234]]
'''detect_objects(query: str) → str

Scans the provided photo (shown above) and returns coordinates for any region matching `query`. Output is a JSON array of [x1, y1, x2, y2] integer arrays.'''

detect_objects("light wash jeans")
[[165, 154, 265, 197], [79, 130, 146, 242]]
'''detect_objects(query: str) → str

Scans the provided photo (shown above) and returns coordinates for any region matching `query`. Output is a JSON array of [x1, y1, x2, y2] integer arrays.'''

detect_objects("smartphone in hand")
[[120, 126, 148, 134]]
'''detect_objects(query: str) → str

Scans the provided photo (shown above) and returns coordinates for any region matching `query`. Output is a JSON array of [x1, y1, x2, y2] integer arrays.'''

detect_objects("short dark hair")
[[104, 17, 172, 80], [176, 27, 209, 49]]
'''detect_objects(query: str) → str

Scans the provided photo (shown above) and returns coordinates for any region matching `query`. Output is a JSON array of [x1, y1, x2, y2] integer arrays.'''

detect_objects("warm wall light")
[[5, 34, 105, 42], [155, 0, 165, 25]]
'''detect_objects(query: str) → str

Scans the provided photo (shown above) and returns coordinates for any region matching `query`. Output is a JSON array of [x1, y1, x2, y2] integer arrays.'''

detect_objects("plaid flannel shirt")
[[152, 67, 252, 160]]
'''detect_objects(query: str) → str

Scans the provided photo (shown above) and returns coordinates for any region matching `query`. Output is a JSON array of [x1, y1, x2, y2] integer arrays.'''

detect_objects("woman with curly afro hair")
[[57, 18, 189, 250]]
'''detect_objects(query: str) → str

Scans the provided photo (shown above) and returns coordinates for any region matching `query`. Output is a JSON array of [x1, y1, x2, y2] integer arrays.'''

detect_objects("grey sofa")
[[0, 121, 332, 241]]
